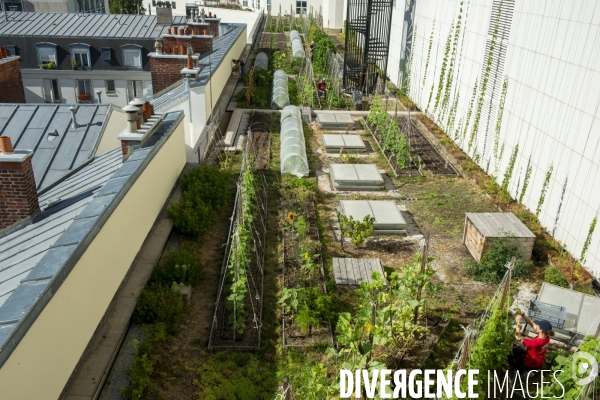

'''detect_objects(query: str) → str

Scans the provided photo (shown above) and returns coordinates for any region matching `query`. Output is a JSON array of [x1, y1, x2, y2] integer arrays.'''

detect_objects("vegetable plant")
[[338, 213, 375, 248]]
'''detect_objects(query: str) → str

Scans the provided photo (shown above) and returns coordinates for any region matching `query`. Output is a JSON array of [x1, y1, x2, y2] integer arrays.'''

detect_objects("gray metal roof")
[[195, 23, 245, 86], [466, 212, 536, 238], [0, 12, 186, 38], [0, 110, 184, 366], [0, 104, 110, 192]]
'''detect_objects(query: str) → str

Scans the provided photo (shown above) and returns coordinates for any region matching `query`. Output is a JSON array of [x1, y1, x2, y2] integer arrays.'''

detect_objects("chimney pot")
[[208, 11, 211, 17], [164, 44, 171, 54], [173, 46, 179, 55], [68, 106, 78, 129], [129, 98, 146, 123], [122, 105, 140, 133], [0, 47, 5, 59], [143, 102, 152, 120], [179, 28, 184, 35], [179, 44, 185, 54], [167, 28, 171, 34], [0, 136, 14, 154], [149, 104, 155, 115], [187, 55, 193, 69]]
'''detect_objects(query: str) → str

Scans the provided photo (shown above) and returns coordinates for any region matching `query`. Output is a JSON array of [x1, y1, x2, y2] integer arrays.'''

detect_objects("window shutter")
[[43, 79, 52, 102]]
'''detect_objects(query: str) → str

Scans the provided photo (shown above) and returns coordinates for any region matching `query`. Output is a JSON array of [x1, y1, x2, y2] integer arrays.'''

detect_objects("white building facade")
[[392, 0, 600, 280]]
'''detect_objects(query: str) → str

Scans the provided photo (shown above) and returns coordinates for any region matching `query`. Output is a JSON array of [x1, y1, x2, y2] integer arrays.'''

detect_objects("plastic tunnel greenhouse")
[[254, 52, 268, 71], [280, 105, 309, 177], [271, 70, 290, 109], [290, 30, 305, 59]]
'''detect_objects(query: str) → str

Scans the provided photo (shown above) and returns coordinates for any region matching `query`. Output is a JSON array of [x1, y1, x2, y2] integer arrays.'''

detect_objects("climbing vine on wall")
[[518, 162, 532, 204], [493, 77, 509, 164], [536, 164, 553, 219], [580, 216, 597, 263], [421, 20, 436, 94], [447, 92, 461, 135], [433, 22, 454, 115], [468, 0, 502, 154], [501, 144, 518, 193], [441, 2, 464, 122], [406, 23, 416, 96], [461, 78, 478, 145]]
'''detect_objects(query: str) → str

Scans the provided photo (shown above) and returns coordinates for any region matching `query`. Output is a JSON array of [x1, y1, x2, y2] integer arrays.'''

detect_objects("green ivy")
[[447, 92, 460, 135], [405, 23, 416, 95], [422, 20, 436, 92], [468, 0, 503, 153], [580, 216, 597, 263], [461, 78, 478, 144], [501, 144, 518, 193], [493, 77, 509, 166], [433, 22, 454, 114], [536, 164, 553, 219], [441, 3, 464, 123], [518, 162, 532, 204]]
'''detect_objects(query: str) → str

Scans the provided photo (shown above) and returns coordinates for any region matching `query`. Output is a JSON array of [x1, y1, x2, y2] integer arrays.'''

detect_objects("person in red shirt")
[[317, 78, 327, 98], [508, 313, 552, 370]]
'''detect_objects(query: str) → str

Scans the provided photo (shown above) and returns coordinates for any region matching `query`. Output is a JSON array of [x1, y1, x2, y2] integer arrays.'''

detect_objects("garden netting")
[[271, 70, 290, 109], [280, 105, 309, 177], [290, 30, 305, 59], [254, 52, 268, 71]]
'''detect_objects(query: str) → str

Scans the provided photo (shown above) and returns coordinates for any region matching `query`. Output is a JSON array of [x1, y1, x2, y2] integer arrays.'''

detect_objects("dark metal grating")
[[342, 0, 394, 94]]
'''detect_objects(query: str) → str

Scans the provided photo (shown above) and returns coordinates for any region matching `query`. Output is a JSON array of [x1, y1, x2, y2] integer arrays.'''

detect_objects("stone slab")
[[330, 164, 384, 184], [339, 200, 406, 230], [322, 134, 366, 152]]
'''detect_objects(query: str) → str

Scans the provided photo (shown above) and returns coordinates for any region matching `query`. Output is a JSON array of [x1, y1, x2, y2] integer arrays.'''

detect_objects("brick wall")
[[0, 56, 26, 104], [205, 19, 220, 37], [190, 36, 213, 55], [149, 57, 188, 94], [0, 156, 40, 230]]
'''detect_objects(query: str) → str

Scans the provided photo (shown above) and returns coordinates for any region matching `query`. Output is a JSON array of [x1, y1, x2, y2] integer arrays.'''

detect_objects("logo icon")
[[572, 351, 599, 386]]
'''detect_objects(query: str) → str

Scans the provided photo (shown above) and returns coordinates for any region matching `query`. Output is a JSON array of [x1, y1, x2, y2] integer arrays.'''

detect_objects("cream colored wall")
[[0, 121, 186, 400], [94, 107, 125, 156], [204, 25, 248, 120]]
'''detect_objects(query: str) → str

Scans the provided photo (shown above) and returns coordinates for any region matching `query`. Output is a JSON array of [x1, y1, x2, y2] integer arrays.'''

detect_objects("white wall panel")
[[394, 0, 600, 278]]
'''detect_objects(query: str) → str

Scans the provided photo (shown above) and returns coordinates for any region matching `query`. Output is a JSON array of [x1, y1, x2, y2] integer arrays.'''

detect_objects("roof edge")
[[0, 111, 185, 369]]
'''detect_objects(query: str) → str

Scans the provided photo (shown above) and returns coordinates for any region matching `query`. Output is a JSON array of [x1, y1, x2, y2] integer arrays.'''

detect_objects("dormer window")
[[69, 44, 91, 69], [121, 45, 143, 71], [35, 43, 57, 69]]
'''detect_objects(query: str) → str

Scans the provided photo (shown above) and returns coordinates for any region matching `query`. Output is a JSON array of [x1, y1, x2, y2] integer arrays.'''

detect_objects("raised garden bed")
[[281, 200, 334, 349], [362, 117, 421, 177], [396, 116, 459, 177], [208, 134, 269, 351], [246, 113, 271, 170]]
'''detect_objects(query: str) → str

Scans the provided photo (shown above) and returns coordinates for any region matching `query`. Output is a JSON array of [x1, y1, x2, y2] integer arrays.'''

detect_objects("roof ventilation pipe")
[[123, 105, 140, 133], [68, 106, 78, 129]]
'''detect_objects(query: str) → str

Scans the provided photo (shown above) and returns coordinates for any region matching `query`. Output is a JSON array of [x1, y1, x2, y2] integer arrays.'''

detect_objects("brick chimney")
[[0, 136, 39, 230], [0, 46, 26, 104], [149, 33, 207, 95], [118, 102, 161, 161]]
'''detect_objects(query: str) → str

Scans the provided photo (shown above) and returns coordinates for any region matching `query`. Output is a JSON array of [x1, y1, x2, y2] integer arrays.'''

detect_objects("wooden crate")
[[463, 213, 536, 262]]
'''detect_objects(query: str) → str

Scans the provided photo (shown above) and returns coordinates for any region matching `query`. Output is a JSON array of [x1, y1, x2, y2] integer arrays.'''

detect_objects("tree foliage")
[[109, 0, 146, 14]]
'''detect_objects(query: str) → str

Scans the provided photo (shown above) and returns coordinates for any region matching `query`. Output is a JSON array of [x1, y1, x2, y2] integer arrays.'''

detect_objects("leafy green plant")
[[518, 161, 532, 204], [338, 213, 375, 247], [421, 20, 436, 92], [461, 78, 478, 144], [580, 216, 597, 263], [493, 76, 509, 167], [311, 30, 336, 76], [134, 284, 187, 326], [151, 246, 203, 286], [464, 237, 531, 283], [467, 306, 514, 397], [168, 167, 229, 237], [39, 61, 56, 69], [536, 164, 553, 219], [501, 143, 518, 193], [546, 336, 600, 398], [468, 1, 502, 153], [544, 265, 568, 288], [433, 22, 454, 114], [441, 4, 463, 122]]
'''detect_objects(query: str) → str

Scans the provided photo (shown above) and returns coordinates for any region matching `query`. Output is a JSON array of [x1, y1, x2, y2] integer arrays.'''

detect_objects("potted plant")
[[78, 93, 91, 103], [39, 61, 56, 69], [71, 59, 82, 70]]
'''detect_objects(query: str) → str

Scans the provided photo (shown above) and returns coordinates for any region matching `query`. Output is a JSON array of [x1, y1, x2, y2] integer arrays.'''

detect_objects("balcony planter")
[[77, 94, 92, 103], [39, 62, 57, 69]]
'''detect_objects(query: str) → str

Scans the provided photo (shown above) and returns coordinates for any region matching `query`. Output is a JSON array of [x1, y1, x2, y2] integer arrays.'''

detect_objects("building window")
[[35, 43, 57, 68], [121, 45, 142, 70], [296, 0, 306, 14], [3, 2, 23, 11], [6, 45, 16, 56], [42, 79, 61, 103], [242, 0, 247, 6], [171, 1, 175, 8], [105, 80, 116, 94], [77, 0, 105, 13], [70, 44, 91, 69], [127, 80, 143, 102], [267, 0, 270, 11], [76, 79, 93, 102], [101, 48, 111, 61]]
